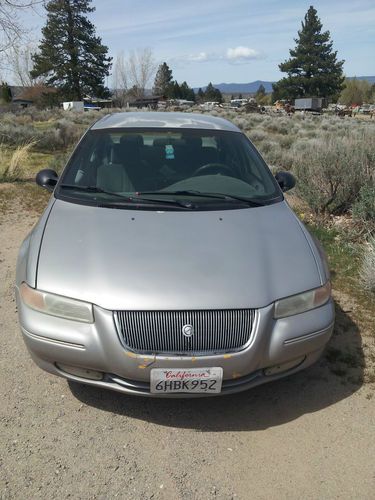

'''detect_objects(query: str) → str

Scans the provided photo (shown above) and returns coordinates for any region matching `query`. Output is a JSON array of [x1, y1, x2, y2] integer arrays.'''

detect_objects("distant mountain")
[[347, 76, 375, 84], [194, 81, 274, 94], [195, 76, 375, 94]]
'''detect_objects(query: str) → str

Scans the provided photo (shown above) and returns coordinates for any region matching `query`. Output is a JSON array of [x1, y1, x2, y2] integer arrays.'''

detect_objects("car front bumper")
[[16, 288, 335, 397]]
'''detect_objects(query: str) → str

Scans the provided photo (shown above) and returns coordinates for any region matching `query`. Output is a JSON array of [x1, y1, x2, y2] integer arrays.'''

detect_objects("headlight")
[[19, 283, 94, 323], [274, 282, 331, 319]]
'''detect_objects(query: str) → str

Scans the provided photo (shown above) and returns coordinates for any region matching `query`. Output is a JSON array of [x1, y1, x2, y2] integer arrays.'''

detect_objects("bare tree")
[[127, 48, 156, 99], [0, 1, 42, 54], [112, 51, 128, 107], [111, 48, 157, 104], [6, 43, 42, 86]]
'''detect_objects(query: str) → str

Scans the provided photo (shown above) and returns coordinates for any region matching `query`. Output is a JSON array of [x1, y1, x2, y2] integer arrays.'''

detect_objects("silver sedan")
[[16, 112, 334, 397]]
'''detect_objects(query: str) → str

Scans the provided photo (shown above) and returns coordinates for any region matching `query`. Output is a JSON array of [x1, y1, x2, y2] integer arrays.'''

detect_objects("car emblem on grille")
[[182, 324, 194, 338]]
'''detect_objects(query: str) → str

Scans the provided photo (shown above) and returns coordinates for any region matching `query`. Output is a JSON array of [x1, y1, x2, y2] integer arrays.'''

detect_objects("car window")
[[58, 128, 281, 209]]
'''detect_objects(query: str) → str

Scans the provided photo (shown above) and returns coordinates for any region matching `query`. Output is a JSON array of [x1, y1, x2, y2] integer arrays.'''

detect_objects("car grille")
[[114, 309, 256, 355]]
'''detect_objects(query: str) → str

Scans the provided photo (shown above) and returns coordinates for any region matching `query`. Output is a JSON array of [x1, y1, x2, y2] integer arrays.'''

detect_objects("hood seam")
[[292, 214, 324, 285], [35, 198, 56, 289]]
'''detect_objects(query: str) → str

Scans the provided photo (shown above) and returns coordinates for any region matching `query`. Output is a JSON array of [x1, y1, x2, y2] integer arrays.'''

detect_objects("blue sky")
[[22, 0, 375, 87]]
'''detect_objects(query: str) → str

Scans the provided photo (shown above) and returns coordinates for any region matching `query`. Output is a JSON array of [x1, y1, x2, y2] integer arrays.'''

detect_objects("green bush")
[[247, 129, 267, 143], [54, 119, 84, 148], [0, 123, 37, 147], [292, 130, 375, 215], [0, 119, 84, 152], [47, 151, 73, 175], [352, 184, 375, 231]]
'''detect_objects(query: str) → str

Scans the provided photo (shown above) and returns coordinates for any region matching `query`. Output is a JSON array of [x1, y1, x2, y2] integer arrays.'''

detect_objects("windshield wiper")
[[59, 184, 194, 209], [137, 190, 265, 206], [132, 193, 195, 209], [59, 184, 133, 199]]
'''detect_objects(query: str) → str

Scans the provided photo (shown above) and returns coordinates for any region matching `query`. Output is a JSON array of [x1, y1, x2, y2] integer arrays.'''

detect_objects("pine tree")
[[204, 82, 223, 103], [197, 88, 205, 102], [166, 81, 181, 99], [255, 84, 267, 104], [256, 84, 266, 97], [1, 82, 12, 103], [179, 81, 195, 101], [273, 6, 344, 100], [31, 0, 112, 100], [153, 62, 173, 96]]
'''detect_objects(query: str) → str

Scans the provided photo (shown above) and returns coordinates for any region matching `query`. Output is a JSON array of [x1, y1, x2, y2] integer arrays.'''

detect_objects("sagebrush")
[[361, 238, 375, 292]]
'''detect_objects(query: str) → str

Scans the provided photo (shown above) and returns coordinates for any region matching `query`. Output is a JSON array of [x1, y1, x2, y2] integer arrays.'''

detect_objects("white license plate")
[[150, 367, 223, 394]]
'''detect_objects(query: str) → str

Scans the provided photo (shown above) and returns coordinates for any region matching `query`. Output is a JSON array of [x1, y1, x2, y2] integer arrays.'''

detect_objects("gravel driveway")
[[1, 197, 374, 499]]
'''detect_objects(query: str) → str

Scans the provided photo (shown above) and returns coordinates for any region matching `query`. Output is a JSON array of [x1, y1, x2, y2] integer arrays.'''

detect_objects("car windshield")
[[57, 128, 282, 210]]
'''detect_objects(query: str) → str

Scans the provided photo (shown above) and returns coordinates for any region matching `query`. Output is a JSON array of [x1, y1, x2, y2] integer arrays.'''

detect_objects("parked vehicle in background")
[[230, 98, 250, 108], [62, 101, 104, 112], [166, 99, 195, 109], [16, 112, 334, 397], [200, 101, 221, 110], [358, 104, 371, 115], [62, 101, 84, 112], [294, 97, 327, 113]]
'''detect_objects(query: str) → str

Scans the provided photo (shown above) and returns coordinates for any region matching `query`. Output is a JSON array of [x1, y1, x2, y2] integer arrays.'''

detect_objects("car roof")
[[91, 111, 241, 133]]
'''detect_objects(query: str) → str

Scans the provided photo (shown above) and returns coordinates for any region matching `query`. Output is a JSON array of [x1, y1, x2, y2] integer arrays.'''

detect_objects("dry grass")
[[0, 182, 50, 215], [0, 140, 38, 182]]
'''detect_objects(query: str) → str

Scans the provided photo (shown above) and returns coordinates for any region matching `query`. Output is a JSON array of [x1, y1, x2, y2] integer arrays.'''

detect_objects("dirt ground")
[[0, 192, 374, 500]]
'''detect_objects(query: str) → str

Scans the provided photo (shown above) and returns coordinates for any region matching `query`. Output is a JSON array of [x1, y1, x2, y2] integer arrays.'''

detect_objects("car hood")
[[36, 199, 322, 310]]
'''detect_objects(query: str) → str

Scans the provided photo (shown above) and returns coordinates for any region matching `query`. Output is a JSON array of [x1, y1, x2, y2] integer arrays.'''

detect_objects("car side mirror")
[[36, 169, 59, 191], [275, 171, 296, 192]]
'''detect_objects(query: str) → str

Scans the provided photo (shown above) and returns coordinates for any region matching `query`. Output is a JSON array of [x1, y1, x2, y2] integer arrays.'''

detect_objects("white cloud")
[[226, 46, 259, 61], [171, 51, 218, 65], [187, 52, 210, 62], [172, 46, 263, 67]]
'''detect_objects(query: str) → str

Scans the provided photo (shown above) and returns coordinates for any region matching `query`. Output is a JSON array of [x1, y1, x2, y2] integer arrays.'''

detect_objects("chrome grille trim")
[[114, 309, 256, 355]]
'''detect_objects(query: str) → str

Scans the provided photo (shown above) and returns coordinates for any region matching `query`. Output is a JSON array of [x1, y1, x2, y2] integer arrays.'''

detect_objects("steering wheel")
[[192, 163, 233, 177]]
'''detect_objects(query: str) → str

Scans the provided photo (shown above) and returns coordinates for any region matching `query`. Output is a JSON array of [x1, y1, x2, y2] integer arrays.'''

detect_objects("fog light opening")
[[264, 356, 306, 376], [56, 363, 103, 381]]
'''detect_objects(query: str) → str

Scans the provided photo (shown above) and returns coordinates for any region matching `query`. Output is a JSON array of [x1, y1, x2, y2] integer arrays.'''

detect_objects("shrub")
[[37, 129, 65, 151], [232, 116, 247, 130], [0, 122, 37, 147], [292, 130, 375, 215], [257, 139, 280, 154], [278, 135, 294, 149], [247, 129, 267, 143], [265, 119, 291, 135], [259, 143, 288, 169], [248, 114, 268, 126], [352, 184, 375, 231], [54, 119, 84, 148], [361, 238, 375, 292], [48, 150, 73, 175]]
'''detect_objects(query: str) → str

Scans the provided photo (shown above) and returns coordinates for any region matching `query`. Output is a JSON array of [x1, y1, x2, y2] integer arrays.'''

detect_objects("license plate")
[[150, 367, 223, 394]]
